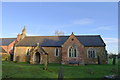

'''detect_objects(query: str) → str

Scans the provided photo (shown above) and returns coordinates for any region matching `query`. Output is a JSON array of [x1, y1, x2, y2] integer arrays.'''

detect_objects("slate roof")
[[76, 35, 106, 47], [0, 47, 7, 53], [0, 38, 16, 46], [16, 35, 106, 47]]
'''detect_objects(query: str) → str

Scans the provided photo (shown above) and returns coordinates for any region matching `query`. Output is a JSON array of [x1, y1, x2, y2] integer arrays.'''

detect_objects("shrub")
[[2, 53, 10, 61]]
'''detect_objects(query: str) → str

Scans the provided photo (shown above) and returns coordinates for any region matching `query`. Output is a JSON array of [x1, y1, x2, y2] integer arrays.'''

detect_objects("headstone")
[[43, 54, 48, 70], [58, 66, 64, 80], [112, 56, 116, 65]]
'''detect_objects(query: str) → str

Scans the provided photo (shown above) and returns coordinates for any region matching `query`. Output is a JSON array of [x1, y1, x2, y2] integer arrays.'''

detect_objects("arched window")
[[69, 47, 77, 57], [55, 48, 60, 57], [87, 48, 96, 58]]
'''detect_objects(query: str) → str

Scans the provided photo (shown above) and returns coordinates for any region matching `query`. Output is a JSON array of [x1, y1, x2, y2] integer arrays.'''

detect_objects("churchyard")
[[2, 58, 119, 79]]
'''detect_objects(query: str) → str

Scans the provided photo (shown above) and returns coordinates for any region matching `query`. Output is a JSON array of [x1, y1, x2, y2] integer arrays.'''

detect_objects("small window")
[[55, 48, 59, 57], [87, 48, 96, 58], [71, 38, 74, 41], [69, 47, 77, 57]]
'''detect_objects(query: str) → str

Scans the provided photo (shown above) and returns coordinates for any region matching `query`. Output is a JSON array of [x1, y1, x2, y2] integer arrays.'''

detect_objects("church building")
[[14, 27, 108, 65]]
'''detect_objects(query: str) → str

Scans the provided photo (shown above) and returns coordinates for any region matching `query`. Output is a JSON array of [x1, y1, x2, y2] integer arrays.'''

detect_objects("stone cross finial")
[[37, 43, 39, 46], [72, 32, 74, 35]]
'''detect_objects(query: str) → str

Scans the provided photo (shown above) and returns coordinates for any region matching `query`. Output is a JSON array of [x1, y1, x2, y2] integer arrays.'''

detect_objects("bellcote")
[[20, 26, 26, 40], [22, 26, 26, 36]]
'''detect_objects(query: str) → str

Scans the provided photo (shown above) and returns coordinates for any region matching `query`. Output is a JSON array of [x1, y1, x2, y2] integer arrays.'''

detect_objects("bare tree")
[[54, 30, 64, 36]]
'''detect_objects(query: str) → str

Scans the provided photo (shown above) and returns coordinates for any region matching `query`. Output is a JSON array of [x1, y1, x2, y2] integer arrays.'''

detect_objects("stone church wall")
[[84, 47, 107, 64], [61, 34, 85, 64], [42, 47, 61, 63], [14, 46, 32, 62], [14, 46, 107, 64]]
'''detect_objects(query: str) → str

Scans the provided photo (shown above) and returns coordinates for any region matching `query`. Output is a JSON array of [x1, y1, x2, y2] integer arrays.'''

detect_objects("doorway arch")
[[34, 52, 41, 64]]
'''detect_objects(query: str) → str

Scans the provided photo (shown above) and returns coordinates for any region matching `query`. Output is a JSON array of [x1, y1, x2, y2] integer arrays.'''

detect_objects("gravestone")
[[43, 54, 48, 70], [112, 56, 116, 65], [58, 66, 64, 80]]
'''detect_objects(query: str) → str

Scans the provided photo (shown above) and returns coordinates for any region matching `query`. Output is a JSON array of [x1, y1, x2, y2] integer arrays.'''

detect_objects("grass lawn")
[[2, 59, 119, 78]]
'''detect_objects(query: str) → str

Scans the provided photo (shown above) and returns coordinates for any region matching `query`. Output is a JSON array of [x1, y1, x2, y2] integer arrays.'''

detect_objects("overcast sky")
[[1, 2, 118, 54]]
